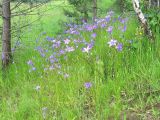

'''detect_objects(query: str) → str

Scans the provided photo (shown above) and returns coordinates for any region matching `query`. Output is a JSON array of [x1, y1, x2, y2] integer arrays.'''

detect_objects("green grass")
[[1, 1, 160, 120]]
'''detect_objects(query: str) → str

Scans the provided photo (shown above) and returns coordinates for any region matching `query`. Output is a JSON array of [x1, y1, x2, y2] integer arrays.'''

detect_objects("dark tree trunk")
[[83, 5, 88, 23], [83, 11, 88, 23], [93, 0, 97, 22], [2, 0, 11, 69]]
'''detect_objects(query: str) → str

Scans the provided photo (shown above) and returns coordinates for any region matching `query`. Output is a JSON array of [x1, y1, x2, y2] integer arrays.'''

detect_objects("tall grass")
[[1, 1, 160, 120]]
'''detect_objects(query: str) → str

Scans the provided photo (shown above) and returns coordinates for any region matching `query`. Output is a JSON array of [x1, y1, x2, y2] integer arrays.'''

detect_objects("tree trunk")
[[2, 0, 11, 69], [83, 5, 88, 23], [93, 0, 97, 22], [132, 0, 154, 41], [149, 0, 151, 8], [157, 0, 160, 7], [83, 11, 88, 23]]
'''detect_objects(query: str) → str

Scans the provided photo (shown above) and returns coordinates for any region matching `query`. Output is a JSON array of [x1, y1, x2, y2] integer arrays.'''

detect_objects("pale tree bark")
[[2, 0, 11, 69], [149, 0, 151, 8], [157, 0, 160, 7], [93, 0, 97, 22], [132, 0, 154, 41]]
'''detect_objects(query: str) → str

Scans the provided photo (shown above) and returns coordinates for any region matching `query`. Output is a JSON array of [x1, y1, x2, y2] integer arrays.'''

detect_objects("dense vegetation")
[[0, 0, 160, 119]]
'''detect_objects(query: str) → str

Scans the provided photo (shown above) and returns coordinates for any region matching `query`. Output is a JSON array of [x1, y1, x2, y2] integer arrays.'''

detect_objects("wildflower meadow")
[[1, 0, 160, 119]]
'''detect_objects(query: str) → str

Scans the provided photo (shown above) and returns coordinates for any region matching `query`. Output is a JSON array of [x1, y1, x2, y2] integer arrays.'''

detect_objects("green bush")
[[64, 0, 93, 24], [147, 9, 160, 34]]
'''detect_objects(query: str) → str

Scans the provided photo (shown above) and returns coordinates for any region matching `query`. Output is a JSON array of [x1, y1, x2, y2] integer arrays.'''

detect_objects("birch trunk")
[[132, 0, 154, 41], [2, 0, 12, 69], [149, 0, 151, 8]]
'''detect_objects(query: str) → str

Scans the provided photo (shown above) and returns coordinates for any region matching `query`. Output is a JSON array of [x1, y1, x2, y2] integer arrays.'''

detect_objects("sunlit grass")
[[1, 1, 160, 120]]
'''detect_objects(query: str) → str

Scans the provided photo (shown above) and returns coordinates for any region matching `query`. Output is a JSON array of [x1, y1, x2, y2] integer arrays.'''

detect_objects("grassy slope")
[[1, 0, 160, 119]]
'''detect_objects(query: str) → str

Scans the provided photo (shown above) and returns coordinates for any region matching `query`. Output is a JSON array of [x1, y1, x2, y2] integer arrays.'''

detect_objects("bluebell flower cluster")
[[27, 11, 131, 85]]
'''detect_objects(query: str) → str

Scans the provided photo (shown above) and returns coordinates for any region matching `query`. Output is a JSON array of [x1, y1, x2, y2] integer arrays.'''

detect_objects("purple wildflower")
[[66, 28, 79, 35], [118, 25, 127, 32], [119, 18, 128, 24], [82, 46, 91, 53], [101, 23, 106, 28], [72, 30, 79, 35], [32, 67, 36, 71], [82, 42, 94, 53], [59, 49, 65, 55], [52, 41, 61, 48], [105, 15, 111, 22], [55, 41, 61, 48], [122, 25, 127, 32], [116, 43, 123, 51], [27, 60, 33, 66], [46, 36, 54, 41], [50, 59, 55, 64], [93, 24, 98, 29], [97, 18, 105, 24], [82, 19, 87, 23], [36, 46, 42, 51], [49, 56, 58, 64], [65, 46, 75, 52], [64, 39, 70, 44], [40, 53, 45, 57], [108, 39, 117, 47], [85, 25, 97, 31], [85, 25, 94, 31], [49, 65, 55, 70], [29, 66, 36, 72], [49, 55, 55, 59], [84, 82, 92, 89], [91, 33, 97, 38], [35, 46, 46, 57], [88, 41, 94, 48], [107, 26, 113, 34]]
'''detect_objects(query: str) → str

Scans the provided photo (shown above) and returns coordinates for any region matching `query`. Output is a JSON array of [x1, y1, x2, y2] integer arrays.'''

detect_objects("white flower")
[[64, 39, 70, 44], [35, 85, 40, 91], [42, 107, 48, 119], [107, 39, 117, 47], [82, 46, 90, 53]]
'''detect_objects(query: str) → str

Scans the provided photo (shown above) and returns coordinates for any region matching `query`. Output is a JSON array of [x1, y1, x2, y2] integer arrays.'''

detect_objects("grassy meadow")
[[1, 0, 160, 119]]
